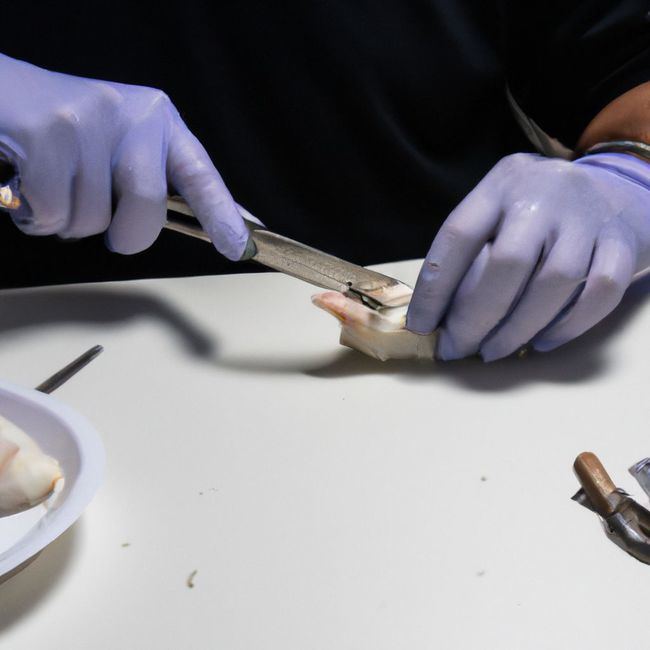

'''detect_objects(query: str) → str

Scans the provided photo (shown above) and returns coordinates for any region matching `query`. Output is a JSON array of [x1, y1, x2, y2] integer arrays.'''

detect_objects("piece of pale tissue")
[[0, 414, 62, 517], [312, 291, 437, 361]]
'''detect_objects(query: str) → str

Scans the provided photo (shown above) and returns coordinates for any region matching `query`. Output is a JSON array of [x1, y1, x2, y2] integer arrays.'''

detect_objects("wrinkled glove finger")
[[106, 122, 168, 254], [532, 226, 636, 352], [435, 206, 546, 360], [407, 176, 503, 335], [434, 242, 489, 359], [167, 118, 248, 261], [58, 144, 112, 239], [479, 230, 596, 361]]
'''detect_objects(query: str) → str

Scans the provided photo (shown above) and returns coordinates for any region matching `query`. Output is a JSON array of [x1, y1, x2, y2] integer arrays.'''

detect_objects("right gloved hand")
[[0, 54, 249, 259]]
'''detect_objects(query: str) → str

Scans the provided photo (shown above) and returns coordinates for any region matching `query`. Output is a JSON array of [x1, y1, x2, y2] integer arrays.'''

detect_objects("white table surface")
[[0, 259, 649, 650]]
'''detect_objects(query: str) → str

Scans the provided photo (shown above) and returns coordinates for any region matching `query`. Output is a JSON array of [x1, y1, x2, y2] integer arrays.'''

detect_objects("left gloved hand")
[[406, 152, 650, 361]]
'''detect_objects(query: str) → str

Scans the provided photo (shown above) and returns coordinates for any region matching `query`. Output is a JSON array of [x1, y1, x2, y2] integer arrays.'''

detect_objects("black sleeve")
[[502, 0, 650, 149]]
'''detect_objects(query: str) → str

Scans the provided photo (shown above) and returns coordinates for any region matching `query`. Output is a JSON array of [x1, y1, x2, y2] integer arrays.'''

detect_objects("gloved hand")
[[406, 152, 650, 361], [0, 54, 249, 259]]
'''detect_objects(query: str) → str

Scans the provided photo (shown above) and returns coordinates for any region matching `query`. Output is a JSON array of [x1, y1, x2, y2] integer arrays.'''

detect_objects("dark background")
[[1, 1, 648, 288]]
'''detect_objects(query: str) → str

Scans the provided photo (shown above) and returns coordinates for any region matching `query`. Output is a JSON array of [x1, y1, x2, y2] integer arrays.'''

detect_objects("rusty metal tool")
[[572, 451, 650, 564]]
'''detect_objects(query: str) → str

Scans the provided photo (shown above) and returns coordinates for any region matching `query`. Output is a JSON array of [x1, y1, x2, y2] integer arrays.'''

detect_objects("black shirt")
[[1, 1, 649, 287]]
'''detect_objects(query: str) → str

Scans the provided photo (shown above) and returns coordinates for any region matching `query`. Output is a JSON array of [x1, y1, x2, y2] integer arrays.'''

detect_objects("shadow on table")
[[0, 287, 216, 358], [306, 274, 650, 391], [0, 523, 79, 634], [210, 275, 650, 389], [3, 275, 648, 392]]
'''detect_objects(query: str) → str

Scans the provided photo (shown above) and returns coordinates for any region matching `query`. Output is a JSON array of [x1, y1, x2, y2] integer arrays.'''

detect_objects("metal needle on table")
[[35, 345, 104, 394]]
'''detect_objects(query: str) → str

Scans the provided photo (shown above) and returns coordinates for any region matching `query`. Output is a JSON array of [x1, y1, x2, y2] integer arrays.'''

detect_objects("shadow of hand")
[[0, 286, 216, 358], [307, 274, 650, 391]]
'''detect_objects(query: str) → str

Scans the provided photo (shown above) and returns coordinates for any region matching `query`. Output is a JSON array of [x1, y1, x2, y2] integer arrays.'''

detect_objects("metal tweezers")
[[165, 196, 412, 311], [0, 181, 411, 311]]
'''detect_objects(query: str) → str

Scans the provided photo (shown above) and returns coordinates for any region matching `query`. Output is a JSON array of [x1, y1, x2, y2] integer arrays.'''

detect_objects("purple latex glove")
[[406, 152, 650, 361], [0, 54, 248, 259]]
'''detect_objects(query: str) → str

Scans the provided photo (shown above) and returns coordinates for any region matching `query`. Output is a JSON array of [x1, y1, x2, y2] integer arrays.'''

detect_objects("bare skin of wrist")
[[576, 81, 650, 155]]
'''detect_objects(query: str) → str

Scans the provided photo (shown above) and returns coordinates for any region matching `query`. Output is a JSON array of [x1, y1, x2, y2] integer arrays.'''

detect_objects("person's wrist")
[[574, 149, 650, 190], [576, 148, 650, 274]]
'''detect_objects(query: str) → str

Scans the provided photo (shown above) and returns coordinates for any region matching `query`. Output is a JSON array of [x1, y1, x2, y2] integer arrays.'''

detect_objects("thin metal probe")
[[35, 345, 104, 394]]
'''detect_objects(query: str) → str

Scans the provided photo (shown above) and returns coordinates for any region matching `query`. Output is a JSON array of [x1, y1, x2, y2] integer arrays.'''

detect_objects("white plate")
[[0, 379, 104, 581]]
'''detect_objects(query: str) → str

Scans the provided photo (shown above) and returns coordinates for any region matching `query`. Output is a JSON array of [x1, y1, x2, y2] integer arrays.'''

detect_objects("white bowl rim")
[[0, 379, 105, 577]]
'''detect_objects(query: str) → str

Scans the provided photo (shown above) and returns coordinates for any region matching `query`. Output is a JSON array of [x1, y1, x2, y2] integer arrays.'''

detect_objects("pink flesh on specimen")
[[312, 291, 437, 361]]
